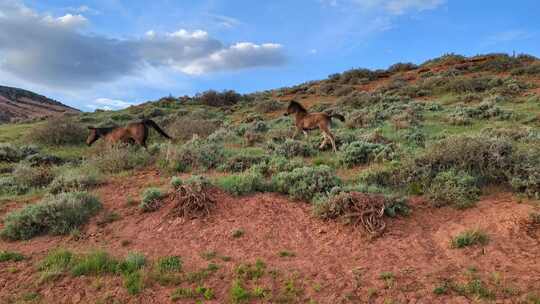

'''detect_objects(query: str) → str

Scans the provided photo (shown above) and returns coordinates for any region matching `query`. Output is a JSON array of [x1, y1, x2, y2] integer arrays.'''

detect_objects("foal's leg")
[[303, 130, 308, 138], [328, 131, 337, 152], [292, 128, 299, 139], [319, 133, 328, 149]]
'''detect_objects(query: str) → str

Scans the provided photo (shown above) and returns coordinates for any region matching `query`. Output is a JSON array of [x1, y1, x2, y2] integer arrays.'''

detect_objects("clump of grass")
[[139, 187, 166, 212], [1, 192, 101, 240], [118, 252, 146, 274], [71, 250, 119, 276], [0, 250, 25, 262], [172, 281, 213, 300], [278, 250, 296, 258], [38, 248, 74, 283], [157, 256, 182, 273], [96, 210, 120, 227], [185, 263, 220, 283], [451, 229, 489, 248], [232, 228, 245, 238], [230, 279, 251, 303], [235, 260, 266, 281]]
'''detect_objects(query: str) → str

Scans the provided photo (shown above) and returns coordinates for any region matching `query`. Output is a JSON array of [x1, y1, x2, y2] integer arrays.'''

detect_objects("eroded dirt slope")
[[1, 169, 539, 303]]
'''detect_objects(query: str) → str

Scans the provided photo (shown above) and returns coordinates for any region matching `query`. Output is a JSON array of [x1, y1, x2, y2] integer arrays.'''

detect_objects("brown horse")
[[285, 100, 344, 152], [86, 119, 171, 148]]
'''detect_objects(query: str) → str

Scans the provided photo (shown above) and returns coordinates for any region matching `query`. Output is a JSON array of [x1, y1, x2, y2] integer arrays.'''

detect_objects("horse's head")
[[86, 127, 100, 146], [285, 100, 306, 116]]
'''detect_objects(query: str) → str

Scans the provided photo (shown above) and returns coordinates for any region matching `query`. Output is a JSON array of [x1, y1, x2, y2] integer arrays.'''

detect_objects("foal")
[[86, 119, 171, 148], [285, 100, 344, 152]]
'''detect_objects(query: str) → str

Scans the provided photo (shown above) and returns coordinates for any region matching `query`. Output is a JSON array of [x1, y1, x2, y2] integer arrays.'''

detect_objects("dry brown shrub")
[[319, 192, 387, 236], [168, 181, 216, 219]]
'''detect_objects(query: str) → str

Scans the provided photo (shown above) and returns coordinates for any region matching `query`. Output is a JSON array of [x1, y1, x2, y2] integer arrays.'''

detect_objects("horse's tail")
[[143, 119, 172, 139], [330, 113, 345, 122]]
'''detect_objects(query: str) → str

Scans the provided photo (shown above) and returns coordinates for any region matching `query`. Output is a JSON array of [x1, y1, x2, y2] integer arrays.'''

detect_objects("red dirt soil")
[[1, 169, 540, 303]]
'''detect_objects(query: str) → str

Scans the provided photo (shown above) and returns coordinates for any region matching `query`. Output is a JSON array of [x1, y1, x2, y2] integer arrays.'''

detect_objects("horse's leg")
[[328, 131, 337, 152], [321, 124, 337, 152], [292, 128, 299, 139], [319, 133, 328, 149], [303, 130, 308, 138], [133, 136, 147, 149]]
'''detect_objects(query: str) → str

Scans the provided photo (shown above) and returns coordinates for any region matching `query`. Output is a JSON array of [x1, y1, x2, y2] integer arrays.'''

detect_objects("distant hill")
[[0, 85, 79, 123]]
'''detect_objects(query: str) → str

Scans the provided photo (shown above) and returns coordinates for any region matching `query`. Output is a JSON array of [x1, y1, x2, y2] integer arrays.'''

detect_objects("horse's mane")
[[289, 100, 307, 113], [93, 127, 116, 136]]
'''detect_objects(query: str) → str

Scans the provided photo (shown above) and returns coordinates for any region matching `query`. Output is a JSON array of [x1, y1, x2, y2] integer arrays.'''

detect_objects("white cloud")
[[486, 30, 532, 44], [44, 13, 88, 27], [332, 0, 446, 14], [86, 98, 135, 110], [169, 29, 209, 40], [0, 1, 286, 89], [64, 5, 101, 15], [180, 42, 285, 75], [207, 14, 242, 28]]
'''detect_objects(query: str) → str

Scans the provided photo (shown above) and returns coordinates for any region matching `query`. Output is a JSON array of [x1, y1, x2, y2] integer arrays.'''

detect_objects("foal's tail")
[[330, 113, 345, 122], [143, 119, 172, 139]]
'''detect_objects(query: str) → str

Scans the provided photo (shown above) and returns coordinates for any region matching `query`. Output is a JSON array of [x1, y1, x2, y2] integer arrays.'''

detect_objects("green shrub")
[[398, 136, 514, 187], [139, 187, 166, 212], [88, 144, 152, 174], [426, 170, 480, 209], [194, 89, 242, 107], [340, 141, 390, 167], [165, 137, 225, 172], [0, 250, 25, 262], [357, 164, 400, 189], [509, 147, 540, 199], [48, 165, 102, 194], [12, 163, 54, 189], [269, 139, 315, 158], [251, 156, 304, 176], [447, 101, 512, 125], [220, 152, 269, 173], [170, 176, 182, 188], [255, 99, 284, 113], [273, 166, 341, 201], [0, 144, 39, 162], [511, 62, 540, 75], [26, 117, 86, 146], [1, 192, 101, 240], [167, 118, 220, 141], [451, 229, 489, 248], [216, 170, 266, 196]]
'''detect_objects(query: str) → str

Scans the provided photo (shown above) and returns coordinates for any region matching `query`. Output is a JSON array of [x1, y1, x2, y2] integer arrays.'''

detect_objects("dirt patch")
[[1, 170, 540, 303]]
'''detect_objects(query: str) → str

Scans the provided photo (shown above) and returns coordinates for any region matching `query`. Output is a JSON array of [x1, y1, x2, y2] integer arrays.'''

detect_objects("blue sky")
[[0, 0, 538, 111]]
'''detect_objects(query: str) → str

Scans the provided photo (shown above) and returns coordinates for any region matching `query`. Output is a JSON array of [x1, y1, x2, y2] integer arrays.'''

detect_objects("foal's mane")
[[289, 100, 307, 113]]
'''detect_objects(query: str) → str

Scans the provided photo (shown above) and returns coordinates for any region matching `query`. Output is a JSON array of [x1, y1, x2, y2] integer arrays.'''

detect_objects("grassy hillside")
[[1, 53, 540, 303]]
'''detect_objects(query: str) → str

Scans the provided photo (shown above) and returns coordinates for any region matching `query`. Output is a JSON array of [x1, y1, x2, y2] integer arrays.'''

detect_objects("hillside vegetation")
[[1, 53, 540, 303]]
